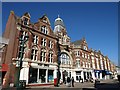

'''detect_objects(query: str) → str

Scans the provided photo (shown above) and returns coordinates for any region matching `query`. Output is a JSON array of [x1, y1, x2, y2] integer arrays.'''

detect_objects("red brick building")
[[1, 11, 116, 87]]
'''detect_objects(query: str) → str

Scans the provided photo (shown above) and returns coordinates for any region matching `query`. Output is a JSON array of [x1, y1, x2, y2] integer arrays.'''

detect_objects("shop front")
[[28, 67, 54, 84], [76, 71, 82, 82], [94, 70, 103, 79]]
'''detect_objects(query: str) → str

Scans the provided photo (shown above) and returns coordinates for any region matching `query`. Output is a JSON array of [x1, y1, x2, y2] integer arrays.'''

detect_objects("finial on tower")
[[58, 14, 60, 18]]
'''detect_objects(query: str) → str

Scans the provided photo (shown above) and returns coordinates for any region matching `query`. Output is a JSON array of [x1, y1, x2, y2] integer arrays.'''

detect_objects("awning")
[[94, 70, 103, 73], [101, 70, 112, 75], [105, 71, 112, 75], [0, 64, 8, 71]]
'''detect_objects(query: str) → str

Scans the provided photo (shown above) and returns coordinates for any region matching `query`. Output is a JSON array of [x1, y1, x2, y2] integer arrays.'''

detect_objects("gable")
[[39, 15, 51, 25]]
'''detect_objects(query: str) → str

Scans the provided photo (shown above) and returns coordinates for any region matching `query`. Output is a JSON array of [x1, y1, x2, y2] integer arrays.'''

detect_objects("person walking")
[[63, 74, 66, 84], [71, 77, 74, 87], [79, 76, 81, 82], [66, 77, 71, 87]]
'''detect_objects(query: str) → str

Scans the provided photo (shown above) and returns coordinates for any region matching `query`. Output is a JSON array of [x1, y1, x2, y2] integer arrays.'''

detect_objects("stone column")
[[92, 71, 95, 79], [100, 73, 102, 80], [37, 69, 39, 83], [81, 71, 84, 82], [46, 69, 48, 83]]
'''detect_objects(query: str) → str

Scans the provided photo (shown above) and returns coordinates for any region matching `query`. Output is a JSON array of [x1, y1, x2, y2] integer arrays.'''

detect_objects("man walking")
[[71, 77, 74, 87]]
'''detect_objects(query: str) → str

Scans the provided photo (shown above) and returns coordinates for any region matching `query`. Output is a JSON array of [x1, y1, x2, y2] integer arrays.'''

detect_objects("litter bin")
[[54, 78, 58, 86], [19, 80, 26, 88]]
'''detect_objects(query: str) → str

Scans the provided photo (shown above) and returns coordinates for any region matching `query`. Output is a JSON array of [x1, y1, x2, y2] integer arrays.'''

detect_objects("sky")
[[2, 2, 118, 65]]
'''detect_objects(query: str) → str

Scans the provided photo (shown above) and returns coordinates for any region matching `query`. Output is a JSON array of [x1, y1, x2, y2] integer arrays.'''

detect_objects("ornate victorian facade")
[[1, 11, 116, 87]]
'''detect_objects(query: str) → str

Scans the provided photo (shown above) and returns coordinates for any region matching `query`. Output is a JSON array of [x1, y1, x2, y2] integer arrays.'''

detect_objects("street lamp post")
[[56, 39, 61, 87], [15, 35, 29, 88]]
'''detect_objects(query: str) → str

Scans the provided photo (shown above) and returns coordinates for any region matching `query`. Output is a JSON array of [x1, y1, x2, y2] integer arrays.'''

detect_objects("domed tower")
[[54, 15, 70, 45], [54, 15, 65, 33]]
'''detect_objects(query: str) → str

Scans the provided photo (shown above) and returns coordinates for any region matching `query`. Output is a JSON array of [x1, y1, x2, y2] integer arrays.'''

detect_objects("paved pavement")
[[25, 81, 95, 89], [1, 79, 120, 90], [25, 79, 120, 89], [50, 82, 94, 88]]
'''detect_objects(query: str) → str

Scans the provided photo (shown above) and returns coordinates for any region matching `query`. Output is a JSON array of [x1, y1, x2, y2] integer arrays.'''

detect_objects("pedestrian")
[[71, 77, 74, 87], [63, 74, 66, 84], [79, 76, 81, 82], [66, 77, 71, 87]]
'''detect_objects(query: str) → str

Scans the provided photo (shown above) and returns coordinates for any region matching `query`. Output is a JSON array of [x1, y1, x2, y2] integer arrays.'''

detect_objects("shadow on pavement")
[[94, 82, 120, 90]]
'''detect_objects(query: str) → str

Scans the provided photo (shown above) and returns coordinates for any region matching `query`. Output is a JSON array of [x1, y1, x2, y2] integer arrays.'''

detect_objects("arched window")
[[41, 26, 48, 34], [48, 51, 53, 63], [40, 49, 46, 62], [60, 53, 71, 65], [31, 47, 38, 61], [76, 59, 80, 67]]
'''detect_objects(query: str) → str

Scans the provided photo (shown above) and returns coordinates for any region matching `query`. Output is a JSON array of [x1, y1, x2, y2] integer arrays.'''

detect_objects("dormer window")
[[22, 12, 30, 25], [23, 17, 29, 25], [41, 26, 48, 34], [43, 19, 47, 23]]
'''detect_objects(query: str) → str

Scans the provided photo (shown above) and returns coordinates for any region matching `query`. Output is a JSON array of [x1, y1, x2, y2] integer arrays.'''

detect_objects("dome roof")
[[54, 15, 65, 27]]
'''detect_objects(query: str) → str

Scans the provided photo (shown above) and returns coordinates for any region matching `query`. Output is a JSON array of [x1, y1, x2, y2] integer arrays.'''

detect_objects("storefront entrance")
[[76, 71, 81, 82], [28, 67, 54, 84], [39, 69, 46, 83], [28, 68, 37, 83]]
